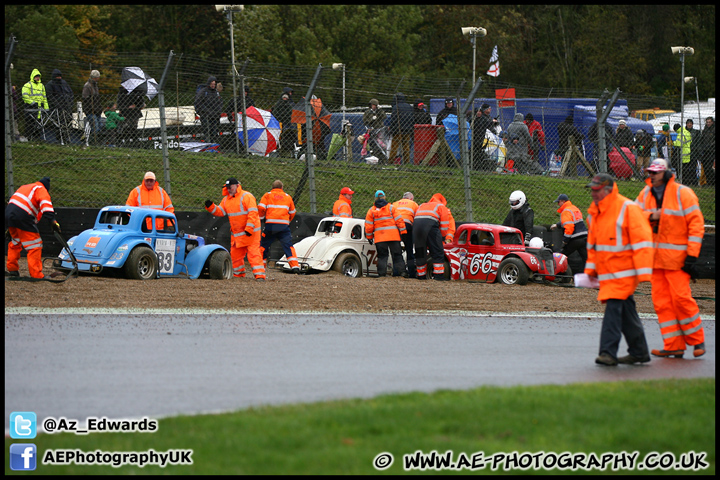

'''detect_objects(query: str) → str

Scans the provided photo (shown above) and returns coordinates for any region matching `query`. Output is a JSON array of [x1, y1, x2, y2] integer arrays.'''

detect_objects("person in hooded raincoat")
[[413, 193, 455, 281], [194, 76, 223, 145], [21, 68, 49, 140], [365, 190, 406, 277]]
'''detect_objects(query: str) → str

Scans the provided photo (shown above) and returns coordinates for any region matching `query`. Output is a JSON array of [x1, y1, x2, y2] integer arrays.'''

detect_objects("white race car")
[[275, 216, 400, 277]]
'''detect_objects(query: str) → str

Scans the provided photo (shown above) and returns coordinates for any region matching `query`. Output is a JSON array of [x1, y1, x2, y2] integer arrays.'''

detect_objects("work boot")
[[292, 267, 301, 275], [617, 354, 651, 365], [694, 343, 706, 358], [433, 276, 448, 281], [595, 353, 618, 366], [255, 277, 266, 282], [416, 275, 427, 280], [5, 270, 19, 277], [651, 348, 684, 358]]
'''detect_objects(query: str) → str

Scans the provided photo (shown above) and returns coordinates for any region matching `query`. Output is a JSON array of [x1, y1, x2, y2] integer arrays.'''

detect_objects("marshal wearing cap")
[[586, 173, 615, 190]]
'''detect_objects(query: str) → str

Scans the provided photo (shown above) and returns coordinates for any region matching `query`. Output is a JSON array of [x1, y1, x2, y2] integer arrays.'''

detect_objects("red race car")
[[443, 223, 572, 285]]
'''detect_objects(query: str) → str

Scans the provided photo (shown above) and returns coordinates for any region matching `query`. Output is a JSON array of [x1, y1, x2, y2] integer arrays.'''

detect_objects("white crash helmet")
[[528, 237, 544, 249], [509, 190, 526, 210]]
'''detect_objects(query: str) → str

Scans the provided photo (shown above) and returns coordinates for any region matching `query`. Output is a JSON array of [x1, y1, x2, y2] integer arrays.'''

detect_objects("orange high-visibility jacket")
[[635, 175, 704, 270], [332, 195, 353, 218], [556, 201, 588, 242], [415, 193, 455, 241], [258, 188, 296, 226], [206, 186, 260, 246], [392, 198, 418, 224], [126, 184, 174, 213], [365, 202, 406, 242], [585, 183, 654, 301], [7, 181, 55, 223]]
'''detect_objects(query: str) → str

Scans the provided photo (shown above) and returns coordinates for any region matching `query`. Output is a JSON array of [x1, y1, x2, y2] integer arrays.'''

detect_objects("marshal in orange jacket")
[[206, 185, 260, 247], [365, 201, 406, 243], [584, 183, 654, 302], [414, 193, 455, 242], [392, 198, 418, 224], [332, 194, 353, 218], [258, 188, 296, 226], [635, 174, 704, 270]]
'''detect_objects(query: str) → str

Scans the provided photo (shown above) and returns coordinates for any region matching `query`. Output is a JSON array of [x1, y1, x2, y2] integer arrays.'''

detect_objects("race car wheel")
[[333, 252, 362, 278], [558, 265, 573, 284], [124, 246, 158, 280], [497, 257, 529, 285], [208, 250, 232, 280]]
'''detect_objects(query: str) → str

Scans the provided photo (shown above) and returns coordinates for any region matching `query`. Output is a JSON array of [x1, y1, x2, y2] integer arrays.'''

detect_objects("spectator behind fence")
[[673, 123, 694, 185], [194, 75, 223, 145], [388, 92, 413, 164], [633, 128, 654, 170], [363, 99, 387, 130], [22, 68, 49, 141], [524, 112, 545, 162], [413, 100, 432, 126], [45, 68, 74, 141], [614, 119, 634, 148], [587, 120, 614, 170], [104, 103, 124, 147], [471, 103, 499, 171], [82, 70, 102, 144], [435, 98, 457, 126], [272, 87, 295, 157], [505, 113, 541, 175], [695, 117, 714, 186]]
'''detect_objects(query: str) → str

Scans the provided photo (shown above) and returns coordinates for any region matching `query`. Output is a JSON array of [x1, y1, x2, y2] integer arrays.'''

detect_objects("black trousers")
[[376, 240, 405, 277], [562, 236, 588, 271], [413, 219, 444, 278], [599, 296, 649, 359], [394, 221, 416, 277]]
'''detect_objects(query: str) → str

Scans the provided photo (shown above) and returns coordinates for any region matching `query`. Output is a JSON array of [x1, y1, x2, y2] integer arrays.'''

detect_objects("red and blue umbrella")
[[238, 106, 281, 156]]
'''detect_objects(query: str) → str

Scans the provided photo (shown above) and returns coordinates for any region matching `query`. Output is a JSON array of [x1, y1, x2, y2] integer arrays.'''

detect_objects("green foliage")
[[6, 6, 714, 99]]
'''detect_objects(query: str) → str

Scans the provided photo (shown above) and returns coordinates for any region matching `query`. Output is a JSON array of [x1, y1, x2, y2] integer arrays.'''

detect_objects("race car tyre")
[[333, 252, 362, 278], [443, 260, 451, 280], [208, 250, 232, 280], [497, 257, 529, 285], [124, 246, 158, 280], [558, 265, 573, 284]]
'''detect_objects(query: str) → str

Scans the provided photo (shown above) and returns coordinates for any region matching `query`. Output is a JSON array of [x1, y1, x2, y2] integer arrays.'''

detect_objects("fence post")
[[458, 76, 483, 222], [5, 34, 18, 197], [158, 50, 175, 195], [596, 88, 620, 174]]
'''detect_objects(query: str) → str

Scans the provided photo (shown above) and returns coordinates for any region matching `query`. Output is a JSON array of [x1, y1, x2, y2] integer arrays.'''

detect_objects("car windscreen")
[[99, 211, 131, 225], [500, 232, 522, 245]]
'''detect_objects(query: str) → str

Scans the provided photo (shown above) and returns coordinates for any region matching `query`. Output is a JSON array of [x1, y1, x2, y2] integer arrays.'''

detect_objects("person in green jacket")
[[673, 123, 695, 185], [21, 68, 49, 140], [104, 103, 125, 146]]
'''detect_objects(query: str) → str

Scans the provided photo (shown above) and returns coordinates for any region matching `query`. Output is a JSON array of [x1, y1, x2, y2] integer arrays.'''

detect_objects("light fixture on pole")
[[671, 46, 693, 183], [461, 26, 486, 165], [216, 5, 245, 155], [332, 63, 346, 160]]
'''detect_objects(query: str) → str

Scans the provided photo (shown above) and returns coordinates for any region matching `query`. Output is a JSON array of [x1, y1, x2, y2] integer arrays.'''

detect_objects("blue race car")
[[52, 205, 232, 280]]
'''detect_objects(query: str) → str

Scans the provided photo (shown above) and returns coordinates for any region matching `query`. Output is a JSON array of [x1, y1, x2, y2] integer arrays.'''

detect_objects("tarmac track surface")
[[4, 310, 715, 432]]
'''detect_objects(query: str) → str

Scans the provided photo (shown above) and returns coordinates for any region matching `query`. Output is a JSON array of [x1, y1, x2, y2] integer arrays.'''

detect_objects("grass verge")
[[6, 378, 714, 475]]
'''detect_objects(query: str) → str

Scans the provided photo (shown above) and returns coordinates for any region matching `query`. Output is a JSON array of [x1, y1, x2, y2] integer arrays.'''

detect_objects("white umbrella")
[[120, 67, 160, 101]]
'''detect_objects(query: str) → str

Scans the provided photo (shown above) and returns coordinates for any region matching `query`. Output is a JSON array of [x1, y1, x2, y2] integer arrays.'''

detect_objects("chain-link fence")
[[5, 40, 715, 227]]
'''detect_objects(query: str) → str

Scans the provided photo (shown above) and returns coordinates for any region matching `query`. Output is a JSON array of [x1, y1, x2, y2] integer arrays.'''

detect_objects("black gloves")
[[205, 200, 213, 208], [52, 221, 61, 233], [524, 237, 531, 246], [682, 256, 699, 280], [5, 229, 11, 243], [367, 238, 373, 245], [245, 226, 254, 236]]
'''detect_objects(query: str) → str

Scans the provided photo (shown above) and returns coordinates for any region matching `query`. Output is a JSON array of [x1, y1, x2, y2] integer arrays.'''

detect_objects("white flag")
[[487, 45, 499, 77]]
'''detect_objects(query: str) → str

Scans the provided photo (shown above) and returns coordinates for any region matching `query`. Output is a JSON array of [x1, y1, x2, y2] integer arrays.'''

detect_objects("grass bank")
[[6, 143, 715, 225], [6, 378, 714, 475]]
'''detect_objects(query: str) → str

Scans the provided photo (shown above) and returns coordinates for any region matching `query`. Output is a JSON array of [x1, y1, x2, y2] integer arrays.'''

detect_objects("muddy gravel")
[[5, 258, 715, 316]]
